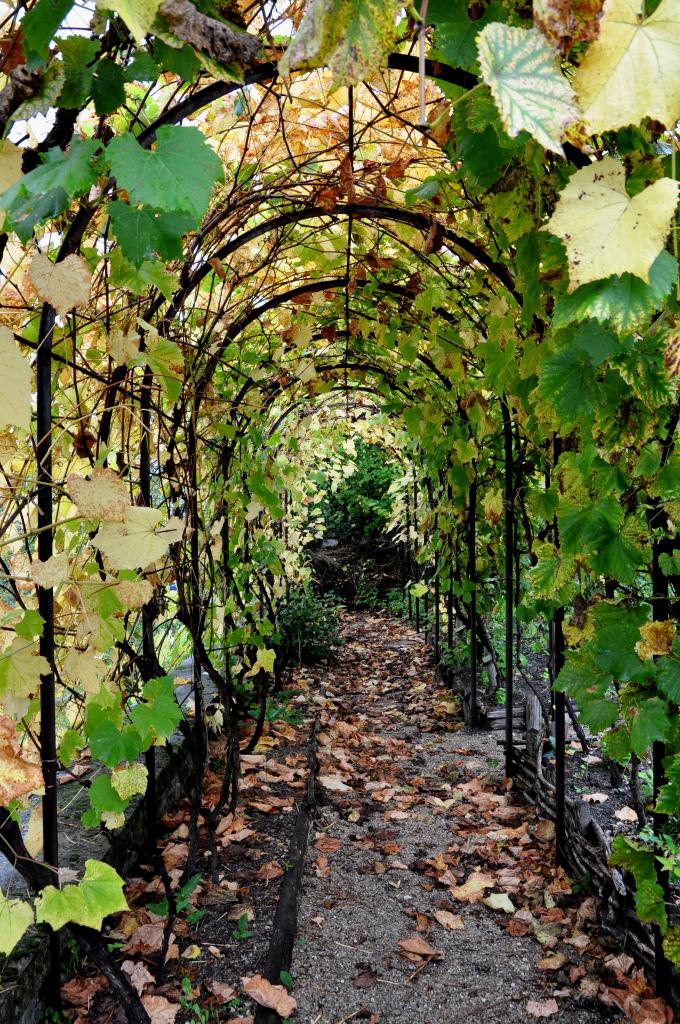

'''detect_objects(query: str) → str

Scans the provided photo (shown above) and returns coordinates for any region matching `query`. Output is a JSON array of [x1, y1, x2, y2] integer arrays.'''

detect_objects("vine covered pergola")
[[1, 0, 680, 1016]]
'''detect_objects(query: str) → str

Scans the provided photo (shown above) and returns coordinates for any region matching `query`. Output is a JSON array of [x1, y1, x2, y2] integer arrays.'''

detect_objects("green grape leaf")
[[59, 37, 100, 108], [658, 654, 680, 703], [578, 697, 619, 733], [0, 894, 35, 955], [124, 51, 161, 82], [130, 674, 182, 746], [477, 23, 578, 154], [279, 0, 401, 87], [153, 38, 201, 79], [35, 860, 128, 931], [91, 58, 127, 115], [15, 610, 45, 642], [82, 774, 127, 828], [85, 701, 143, 768], [96, 0, 162, 43], [629, 697, 671, 757], [589, 602, 648, 681], [601, 726, 632, 764], [58, 728, 83, 766], [656, 754, 680, 816], [553, 251, 677, 333], [538, 347, 598, 427], [106, 125, 223, 222], [429, 0, 506, 68], [22, 0, 74, 65], [663, 924, 680, 967], [610, 835, 667, 931], [108, 202, 194, 266], [108, 248, 179, 299], [2, 138, 99, 241]]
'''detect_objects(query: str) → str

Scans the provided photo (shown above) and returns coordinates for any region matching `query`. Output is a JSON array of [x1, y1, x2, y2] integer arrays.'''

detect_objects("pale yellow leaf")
[[0, 326, 32, 432], [24, 802, 43, 857], [96, 0, 161, 43], [68, 467, 129, 522], [483, 892, 516, 913], [546, 157, 679, 290], [614, 805, 639, 822], [30, 552, 69, 589], [0, 140, 23, 194], [575, 0, 680, 133], [62, 647, 104, 694], [115, 578, 154, 608], [28, 253, 92, 316], [318, 774, 351, 793], [111, 763, 148, 800], [95, 507, 184, 569], [107, 327, 139, 365], [0, 893, 34, 955], [0, 639, 51, 719], [0, 713, 43, 802]]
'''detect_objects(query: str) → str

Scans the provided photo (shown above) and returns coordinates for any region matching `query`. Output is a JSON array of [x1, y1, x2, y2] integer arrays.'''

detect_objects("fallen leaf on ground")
[[241, 975, 297, 1017], [121, 960, 154, 995], [538, 953, 568, 971], [450, 871, 496, 902], [141, 994, 179, 1023], [206, 980, 237, 1002], [61, 975, 106, 1006], [314, 835, 342, 853], [614, 806, 638, 822], [314, 854, 330, 877], [256, 860, 284, 881], [582, 792, 608, 803], [397, 934, 442, 962], [318, 775, 351, 792], [483, 892, 515, 914], [527, 998, 559, 1017], [433, 910, 464, 930], [353, 966, 377, 989]]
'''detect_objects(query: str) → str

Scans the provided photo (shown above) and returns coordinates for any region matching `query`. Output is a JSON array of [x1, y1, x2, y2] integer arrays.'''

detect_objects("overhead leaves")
[[477, 24, 579, 154], [546, 158, 679, 291], [279, 0, 401, 87], [575, 0, 680, 133]]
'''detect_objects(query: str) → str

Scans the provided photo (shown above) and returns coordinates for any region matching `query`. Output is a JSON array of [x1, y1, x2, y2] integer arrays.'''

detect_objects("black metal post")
[[468, 474, 478, 726], [502, 396, 514, 777]]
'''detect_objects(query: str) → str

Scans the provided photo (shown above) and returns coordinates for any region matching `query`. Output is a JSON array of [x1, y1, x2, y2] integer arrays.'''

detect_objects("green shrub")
[[277, 589, 343, 665], [321, 440, 398, 540]]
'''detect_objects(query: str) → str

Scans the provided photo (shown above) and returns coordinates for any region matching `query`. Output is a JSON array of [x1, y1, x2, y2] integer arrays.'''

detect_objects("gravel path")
[[290, 614, 622, 1024]]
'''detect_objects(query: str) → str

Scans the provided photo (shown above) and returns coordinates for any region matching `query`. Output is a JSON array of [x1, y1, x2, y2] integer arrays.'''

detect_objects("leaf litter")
[[59, 612, 672, 1023]]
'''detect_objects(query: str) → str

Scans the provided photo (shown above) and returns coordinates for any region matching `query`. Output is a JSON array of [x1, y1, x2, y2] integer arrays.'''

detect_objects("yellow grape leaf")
[[575, 0, 680, 133], [30, 552, 69, 589], [24, 802, 43, 857], [97, 0, 161, 43], [28, 253, 92, 316], [635, 620, 676, 660], [0, 326, 32, 432], [68, 467, 129, 522], [0, 893, 35, 955], [0, 140, 23, 194], [62, 647, 104, 694], [107, 326, 139, 365], [546, 157, 679, 291], [483, 489, 504, 524], [111, 763, 148, 800], [0, 713, 43, 802], [95, 508, 184, 569], [116, 578, 154, 608], [0, 639, 51, 719]]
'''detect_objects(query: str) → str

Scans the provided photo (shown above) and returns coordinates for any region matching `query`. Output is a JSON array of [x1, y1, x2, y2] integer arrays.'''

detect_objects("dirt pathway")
[[289, 613, 630, 1024]]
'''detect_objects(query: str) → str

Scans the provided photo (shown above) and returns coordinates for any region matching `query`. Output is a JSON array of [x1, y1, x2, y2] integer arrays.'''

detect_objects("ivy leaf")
[[0, 327, 32, 432], [629, 697, 671, 757], [106, 125, 223, 223], [610, 835, 667, 931], [0, 894, 35, 955], [279, 0, 401, 87], [477, 24, 579, 154], [85, 701, 143, 768], [35, 860, 128, 931], [553, 251, 678, 333], [21, 0, 74, 65], [130, 675, 182, 747], [547, 158, 679, 291], [108, 201, 194, 266], [575, 0, 680, 133]]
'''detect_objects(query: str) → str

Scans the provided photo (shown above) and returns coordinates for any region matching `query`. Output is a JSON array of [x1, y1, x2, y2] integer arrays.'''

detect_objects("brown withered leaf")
[[61, 975, 106, 1007], [352, 965, 377, 989], [397, 934, 442, 963], [433, 910, 464, 931], [314, 835, 342, 854], [256, 860, 284, 882], [534, 0, 604, 53], [526, 998, 559, 1018], [241, 975, 297, 1017], [141, 994, 179, 1023]]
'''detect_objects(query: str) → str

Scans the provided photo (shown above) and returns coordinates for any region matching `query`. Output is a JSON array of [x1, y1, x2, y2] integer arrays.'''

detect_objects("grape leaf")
[[0, 326, 32, 432], [91, 58, 127, 115], [629, 696, 671, 757], [106, 125, 223, 222], [0, 639, 51, 719], [0, 714, 44, 803], [21, 0, 74, 65], [95, 507, 184, 569], [575, 0, 680, 134], [85, 701, 143, 767], [68, 467, 129, 522], [547, 157, 679, 291], [477, 24, 579, 154], [82, 774, 128, 828], [538, 347, 598, 426], [610, 835, 667, 930], [108, 248, 179, 299], [28, 253, 92, 317], [429, 0, 506, 68], [130, 674, 182, 746], [553, 251, 678, 332], [658, 651, 680, 703], [0, 140, 23, 194], [108, 201, 194, 266], [279, 0, 401, 87], [663, 924, 680, 967], [58, 37, 100, 109], [35, 860, 128, 931], [0, 894, 34, 955], [15, 610, 45, 642], [97, 0, 162, 43], [111, 763, 148, 799]]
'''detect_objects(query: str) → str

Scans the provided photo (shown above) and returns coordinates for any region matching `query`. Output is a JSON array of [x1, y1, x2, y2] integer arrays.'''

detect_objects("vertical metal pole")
[[468, 474, 478, 727], [651, 529, 671, 999], [406, 486, 412, 621], [140, 366, 157, 854], [433, 556, 440, 662], [502, 397, 514, 778], [550, 436, 566, 866], [36, 303, 60, 1005], [413, 473, 420, 632]]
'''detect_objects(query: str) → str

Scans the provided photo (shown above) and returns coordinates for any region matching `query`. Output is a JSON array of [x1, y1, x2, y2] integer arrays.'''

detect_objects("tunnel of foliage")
[[0, 0, 680, 1011]]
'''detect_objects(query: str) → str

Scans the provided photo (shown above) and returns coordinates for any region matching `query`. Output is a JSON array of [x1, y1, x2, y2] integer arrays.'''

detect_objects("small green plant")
[[261, 690, 304, 726], [280, 969, 294, 990], [638, 827, 680, 883], [384, 587, 407, 617], [571, 871, 591, 896], [180, 975, 209, 1024], [277, 588, 343, 665], [233, 912, 254, 943], [495, 687, 507, 706], [147, 872, 206, 925]]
